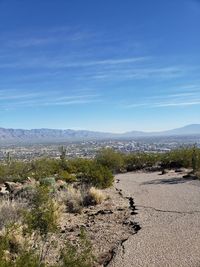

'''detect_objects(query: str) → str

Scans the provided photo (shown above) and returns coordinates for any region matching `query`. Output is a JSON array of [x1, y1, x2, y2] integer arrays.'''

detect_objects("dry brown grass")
[[0, 198, 24, 230], [64, 186, 84, 213], [88, 187, 106, 204], [57, 185, 106, 213]]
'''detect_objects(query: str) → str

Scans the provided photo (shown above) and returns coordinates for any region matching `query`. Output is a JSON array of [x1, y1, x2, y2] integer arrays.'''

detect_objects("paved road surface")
[[110, 171, 200, 267]]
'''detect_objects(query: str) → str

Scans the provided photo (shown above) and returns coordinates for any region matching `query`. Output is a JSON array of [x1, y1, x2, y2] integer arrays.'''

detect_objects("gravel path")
[[110, 171, 200, 267]]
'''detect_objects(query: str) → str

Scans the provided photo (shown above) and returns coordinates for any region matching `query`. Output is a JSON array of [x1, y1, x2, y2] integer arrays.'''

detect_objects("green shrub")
[[0, 229, 43, 267], [77, 163, 114, 188], [96, 148, 124, 173], [58, 170, 76, 183], [24, 185, 59, 237], [60, 228, 95, 267], [30, 159, 60, 180], [88, 164, 114, 188], [161, 148, 200, 170], [66, 158, 94, 174], [15, 251, 44, 267], [40, 177, 56, 187]]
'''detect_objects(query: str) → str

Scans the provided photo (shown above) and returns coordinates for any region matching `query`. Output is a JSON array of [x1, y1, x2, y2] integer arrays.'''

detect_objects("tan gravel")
[[109, 171, 200, 267]]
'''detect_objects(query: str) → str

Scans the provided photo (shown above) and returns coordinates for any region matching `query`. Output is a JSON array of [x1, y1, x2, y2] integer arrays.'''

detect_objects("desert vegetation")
[[1, 146, 199, 184], [0, 149, 112, 266], [0, 155, 114, 188], [0, 184, 96, 267], [0, 146, 199, 266], [96, 146, 200, 177]]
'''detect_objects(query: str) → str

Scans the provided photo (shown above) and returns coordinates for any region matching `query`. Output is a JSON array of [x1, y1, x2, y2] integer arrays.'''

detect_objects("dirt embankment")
[[57, 183, 140, 266]]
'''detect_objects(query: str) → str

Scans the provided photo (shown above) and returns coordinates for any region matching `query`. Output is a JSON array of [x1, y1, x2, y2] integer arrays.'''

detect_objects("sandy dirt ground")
[[109, 171, 200, 267], [54, 186, 137, 266]]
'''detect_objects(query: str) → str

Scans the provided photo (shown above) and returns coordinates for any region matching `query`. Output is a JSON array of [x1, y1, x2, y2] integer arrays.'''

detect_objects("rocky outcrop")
[[0, 184, 9, 195]]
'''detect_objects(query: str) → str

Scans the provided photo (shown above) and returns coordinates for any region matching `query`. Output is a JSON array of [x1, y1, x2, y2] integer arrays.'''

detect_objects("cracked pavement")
[[109, 171, 200, 267]]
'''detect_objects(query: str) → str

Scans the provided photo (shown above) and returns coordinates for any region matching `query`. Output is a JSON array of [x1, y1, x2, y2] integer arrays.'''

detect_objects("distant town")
[[0, 135, 200, 162]]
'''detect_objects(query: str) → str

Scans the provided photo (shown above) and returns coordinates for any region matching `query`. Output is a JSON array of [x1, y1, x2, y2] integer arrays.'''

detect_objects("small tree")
[[24, 185, 59, 263], [25, 185, 59, 237]]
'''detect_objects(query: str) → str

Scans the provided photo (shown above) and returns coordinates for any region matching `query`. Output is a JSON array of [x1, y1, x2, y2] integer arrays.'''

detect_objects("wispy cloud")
[[7, 33, 88, 48], [124, 100, 200, 109], [0, 92, 43, 100], [1, 26, 93, 48], [10, 37, 56, 48], [43, 98, 101, 106], [155, 101, 200, 107], [149, 91, 200, 100], [80, 65, 188, 81], [122, 88, 200, 109], [67, 57, 148, 67], [0, 90, 100, 109], [0, 56, 148, 69]]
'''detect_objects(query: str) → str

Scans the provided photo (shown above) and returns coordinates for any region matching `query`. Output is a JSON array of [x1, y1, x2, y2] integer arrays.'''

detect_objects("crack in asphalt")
[[103, 238, 129, 267], [137, 205, 200, 214], [103, 185, 142, 266], [120, 238, 128, 253]]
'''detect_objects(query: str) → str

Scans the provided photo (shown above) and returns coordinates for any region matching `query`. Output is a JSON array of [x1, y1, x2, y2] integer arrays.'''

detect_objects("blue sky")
[[0, 0, 200, 132]]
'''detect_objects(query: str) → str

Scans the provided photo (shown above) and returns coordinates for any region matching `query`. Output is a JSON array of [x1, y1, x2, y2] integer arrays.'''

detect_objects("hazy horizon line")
[[0, 123, 200, 134]]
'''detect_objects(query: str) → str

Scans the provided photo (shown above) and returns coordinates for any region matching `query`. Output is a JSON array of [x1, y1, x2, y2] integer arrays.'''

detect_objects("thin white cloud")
[[0, 56, 148, 69], [53, 94, 100, 101], [155, 101, 200, 107], [0, 90, 100, 109], [33, 56, 149, 69], [43, 98, 101, 106], [124, 100, 200, 109], [75, 57, 148, 66], [0, 92, 44, 100], [11, 37, 55, 47], [3, 27, 92, 48], [122, 88, 200, 109], [148, 91, 200, 100], [122, 103, 148, 108], [81, 65, 186, 81]]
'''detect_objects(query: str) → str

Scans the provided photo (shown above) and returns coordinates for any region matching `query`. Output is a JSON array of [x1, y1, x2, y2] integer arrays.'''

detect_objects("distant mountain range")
[[0, 124, 200, 143], [123, 124, 200, 137]]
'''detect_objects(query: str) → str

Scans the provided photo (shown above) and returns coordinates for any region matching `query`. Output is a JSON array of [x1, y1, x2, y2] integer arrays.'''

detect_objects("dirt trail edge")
[[109, 171, 200, 267]]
